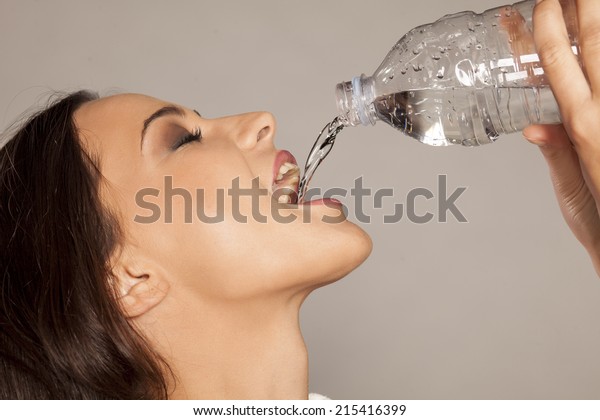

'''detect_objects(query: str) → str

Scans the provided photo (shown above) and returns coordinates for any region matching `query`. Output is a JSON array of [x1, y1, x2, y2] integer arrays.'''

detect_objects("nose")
[[225, 112, 276, 150]]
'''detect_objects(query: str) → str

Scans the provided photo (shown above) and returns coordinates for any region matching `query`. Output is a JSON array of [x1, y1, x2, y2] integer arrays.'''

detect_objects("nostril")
[[257, 126, 271, 141]]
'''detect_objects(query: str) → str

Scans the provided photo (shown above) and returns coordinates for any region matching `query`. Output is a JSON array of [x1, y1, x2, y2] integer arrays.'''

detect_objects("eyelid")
[[172, 126, 202, 150]]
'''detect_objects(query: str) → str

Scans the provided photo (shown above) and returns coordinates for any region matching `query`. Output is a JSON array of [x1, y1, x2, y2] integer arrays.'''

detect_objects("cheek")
[[165, 220, 276, 300]]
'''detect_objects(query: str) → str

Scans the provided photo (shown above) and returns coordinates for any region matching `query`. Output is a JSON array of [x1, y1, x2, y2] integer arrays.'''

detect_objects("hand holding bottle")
[[522, 0, 600, 275]]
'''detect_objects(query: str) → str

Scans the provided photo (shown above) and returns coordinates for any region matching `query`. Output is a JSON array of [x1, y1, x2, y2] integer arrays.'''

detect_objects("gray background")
[[2, 0, 599, 399]]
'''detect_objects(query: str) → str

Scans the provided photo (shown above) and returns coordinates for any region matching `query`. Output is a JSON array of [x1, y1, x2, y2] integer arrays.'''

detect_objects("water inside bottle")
[[373, 86, 555, 147], [297, 117, 346, 203]]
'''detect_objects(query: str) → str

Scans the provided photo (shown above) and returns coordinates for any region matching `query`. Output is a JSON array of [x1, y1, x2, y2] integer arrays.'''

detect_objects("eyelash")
[[173, 127, 202, 150]]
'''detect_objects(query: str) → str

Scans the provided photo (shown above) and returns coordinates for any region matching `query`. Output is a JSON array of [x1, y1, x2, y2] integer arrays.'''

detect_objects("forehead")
[[74, 93, 169, 136], [73, 93, 172, 179], [74, 93, 170, 147]]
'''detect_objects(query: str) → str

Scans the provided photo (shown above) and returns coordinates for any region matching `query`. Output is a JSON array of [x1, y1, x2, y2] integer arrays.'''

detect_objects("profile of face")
[[73, 94, 372, 318]]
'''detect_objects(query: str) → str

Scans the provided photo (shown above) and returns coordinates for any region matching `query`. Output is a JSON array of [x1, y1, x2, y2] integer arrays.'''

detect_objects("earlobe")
[[118, 275, 169, 318], [112, 262, 170, 319]]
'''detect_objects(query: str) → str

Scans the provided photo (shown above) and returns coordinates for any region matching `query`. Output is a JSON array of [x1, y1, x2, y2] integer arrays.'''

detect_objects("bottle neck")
[[335, 74, 377, 127]]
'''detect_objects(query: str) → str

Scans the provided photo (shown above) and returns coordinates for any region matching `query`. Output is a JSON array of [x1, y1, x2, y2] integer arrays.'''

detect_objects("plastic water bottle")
[[335, 0, 579, 146]]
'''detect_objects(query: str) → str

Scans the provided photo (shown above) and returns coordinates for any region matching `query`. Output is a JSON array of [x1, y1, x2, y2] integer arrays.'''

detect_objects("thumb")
[[523, 124, 587, 212], [523, 124, 578, 167], [523, 123, 587, 206], [523, 124, 571, 149]]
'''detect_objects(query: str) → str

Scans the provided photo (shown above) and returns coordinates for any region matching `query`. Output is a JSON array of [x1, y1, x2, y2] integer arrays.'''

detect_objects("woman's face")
[[74, 94, 371, 301]]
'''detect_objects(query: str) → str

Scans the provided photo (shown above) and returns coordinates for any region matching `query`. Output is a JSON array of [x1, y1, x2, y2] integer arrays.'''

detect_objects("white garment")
[[308, 392, 330, 400]]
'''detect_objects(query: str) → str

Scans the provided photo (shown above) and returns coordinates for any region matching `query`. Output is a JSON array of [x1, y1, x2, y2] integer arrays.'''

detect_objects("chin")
[[339, 221, 373, 273], [311, 220, 373, 290]]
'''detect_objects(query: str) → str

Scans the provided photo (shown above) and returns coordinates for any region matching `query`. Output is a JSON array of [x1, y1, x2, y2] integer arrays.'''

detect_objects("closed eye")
[[172, 127, 202, 150]]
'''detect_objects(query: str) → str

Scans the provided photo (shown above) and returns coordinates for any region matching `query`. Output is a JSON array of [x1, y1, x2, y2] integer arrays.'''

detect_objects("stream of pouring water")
[[297, 116, 346, 203]]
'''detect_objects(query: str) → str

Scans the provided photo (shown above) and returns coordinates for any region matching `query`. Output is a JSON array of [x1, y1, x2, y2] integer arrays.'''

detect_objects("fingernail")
[[524, 135, 544, 146], [522, 130, 546, 147]]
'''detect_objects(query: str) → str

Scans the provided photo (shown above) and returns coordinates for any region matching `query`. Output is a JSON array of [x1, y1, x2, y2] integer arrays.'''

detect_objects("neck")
[[142, 291, 310, 399]]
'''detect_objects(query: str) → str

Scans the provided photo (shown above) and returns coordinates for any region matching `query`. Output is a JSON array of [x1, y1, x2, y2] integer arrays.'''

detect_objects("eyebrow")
[[140, 106, 202, 151]]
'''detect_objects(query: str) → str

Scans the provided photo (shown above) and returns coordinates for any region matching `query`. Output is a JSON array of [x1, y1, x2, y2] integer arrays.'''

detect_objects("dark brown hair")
[[0, 91, 169, 399]]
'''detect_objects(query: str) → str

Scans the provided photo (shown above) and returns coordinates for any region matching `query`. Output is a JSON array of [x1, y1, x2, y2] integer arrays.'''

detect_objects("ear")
[[112, 259, 170, 319]]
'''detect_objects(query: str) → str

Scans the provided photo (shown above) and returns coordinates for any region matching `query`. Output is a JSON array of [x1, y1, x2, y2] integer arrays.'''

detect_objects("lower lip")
[[300, 198, 343, 207]]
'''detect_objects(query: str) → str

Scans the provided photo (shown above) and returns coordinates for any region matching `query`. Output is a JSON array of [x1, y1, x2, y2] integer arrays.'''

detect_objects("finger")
[[523, 123, 571, 148], [526, 124, 600, 220], [523, 123, 589, 204], [576, 0, 600, 90], [500, 8, 539, 82], [534, 0, 591, 116], [523, 124, 580, 191]]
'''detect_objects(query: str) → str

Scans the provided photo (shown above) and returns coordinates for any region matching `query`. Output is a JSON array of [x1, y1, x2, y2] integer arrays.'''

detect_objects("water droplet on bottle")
[[412, 63, 423, 72], [400, 68, 407, 75], [467, 22, 475, 32], [432, 54, 441, 60], [436, 68, 445, 79], [476, 44, 483, 50], [413, 49, 420, 55]]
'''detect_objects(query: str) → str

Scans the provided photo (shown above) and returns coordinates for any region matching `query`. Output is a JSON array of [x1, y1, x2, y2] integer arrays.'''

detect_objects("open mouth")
[[272, 150, 300, 205]]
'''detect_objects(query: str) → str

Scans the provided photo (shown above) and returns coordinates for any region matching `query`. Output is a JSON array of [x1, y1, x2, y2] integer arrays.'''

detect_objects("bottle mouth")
[[335, 75, 376, 127]]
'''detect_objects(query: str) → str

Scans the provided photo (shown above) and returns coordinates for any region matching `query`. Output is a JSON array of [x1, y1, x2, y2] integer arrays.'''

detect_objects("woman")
[[0, 90, 372, 399], [1, 0, 599, 399]]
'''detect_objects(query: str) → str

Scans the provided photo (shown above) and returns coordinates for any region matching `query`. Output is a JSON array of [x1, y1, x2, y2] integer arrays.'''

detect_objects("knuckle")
[[565, 108, 597, 145], [537, 38, 569, 70]]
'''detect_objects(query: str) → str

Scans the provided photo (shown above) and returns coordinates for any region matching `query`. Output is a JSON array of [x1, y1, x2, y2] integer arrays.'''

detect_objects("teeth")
[[278, 194, 291, 204], [273, 161, 300, 204], [275, 161, 299, 186], [278, 162, 298, 176], [284, 162, 297, 170]]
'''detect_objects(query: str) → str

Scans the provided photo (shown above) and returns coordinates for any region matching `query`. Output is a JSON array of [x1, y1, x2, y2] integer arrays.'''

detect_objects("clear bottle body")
[[336, 0, 579, 146]]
